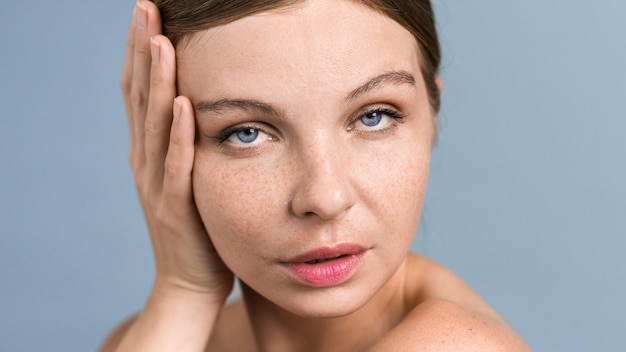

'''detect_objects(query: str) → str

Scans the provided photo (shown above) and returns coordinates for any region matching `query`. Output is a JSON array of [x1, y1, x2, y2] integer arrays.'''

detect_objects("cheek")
[[192, 154, 288, 264], [395, 145, 429, 217], [356, 131, 430, 249], [193, 148, 298, 274], [396, 152, 429, 242]]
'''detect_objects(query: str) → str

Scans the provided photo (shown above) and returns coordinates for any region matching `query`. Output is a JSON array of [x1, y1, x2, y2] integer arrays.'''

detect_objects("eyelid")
[[212, 122, 278, 146], [346, 105, 406, 131]]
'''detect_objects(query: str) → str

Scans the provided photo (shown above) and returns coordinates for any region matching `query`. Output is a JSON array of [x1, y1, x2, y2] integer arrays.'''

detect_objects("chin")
[[286, 293, 373, 319], [244, 278, 381, 319]]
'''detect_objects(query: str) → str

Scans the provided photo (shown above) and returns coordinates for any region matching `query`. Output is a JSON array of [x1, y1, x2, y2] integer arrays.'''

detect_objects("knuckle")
[[144, 117, 160, 136], [120, 76, 131, 95], [133, 168, 145, 187], [136, 41, 150, 56], [155, 201, 174, 227], [169, 131, 183, 148], [129, 87, 147, 110], [150, 70, 163, 87], [164, 157, 180, 178], [134, 168, 153, 198]]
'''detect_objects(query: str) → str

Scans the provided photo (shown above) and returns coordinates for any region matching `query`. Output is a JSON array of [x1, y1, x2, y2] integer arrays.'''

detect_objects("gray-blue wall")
[[1, 1, 624, 350]]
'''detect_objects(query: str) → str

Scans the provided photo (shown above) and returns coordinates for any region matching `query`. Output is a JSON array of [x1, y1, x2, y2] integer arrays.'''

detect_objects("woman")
[[102, 0, 529, 350]]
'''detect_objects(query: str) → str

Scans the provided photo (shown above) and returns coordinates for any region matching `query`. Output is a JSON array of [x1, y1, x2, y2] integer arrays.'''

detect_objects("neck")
[[240, 259, 411, 352]]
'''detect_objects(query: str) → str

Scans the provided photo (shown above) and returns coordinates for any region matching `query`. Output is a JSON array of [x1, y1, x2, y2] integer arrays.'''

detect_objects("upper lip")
[[284, 243, 367, 264]]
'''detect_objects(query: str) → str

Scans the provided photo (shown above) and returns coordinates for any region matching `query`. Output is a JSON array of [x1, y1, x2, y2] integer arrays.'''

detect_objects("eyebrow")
[[195, 98, 283, 116], [194, 70, 416, 116], [345, 70, 416, 102]]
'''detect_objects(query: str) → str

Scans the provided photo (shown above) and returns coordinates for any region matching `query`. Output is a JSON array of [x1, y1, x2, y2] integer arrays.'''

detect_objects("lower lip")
[[288, 254, 363, 287]]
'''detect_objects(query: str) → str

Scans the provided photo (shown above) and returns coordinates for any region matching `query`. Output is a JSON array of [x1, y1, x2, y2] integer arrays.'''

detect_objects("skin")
[[102, 1, 531, 351], [183, 0, 430, 320]]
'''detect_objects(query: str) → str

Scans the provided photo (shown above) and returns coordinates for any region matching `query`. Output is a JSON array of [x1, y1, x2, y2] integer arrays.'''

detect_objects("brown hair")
[[152, 0, 441, 113]]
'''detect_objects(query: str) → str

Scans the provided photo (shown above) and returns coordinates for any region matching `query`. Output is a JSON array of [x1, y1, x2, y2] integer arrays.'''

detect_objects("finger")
[[151, 97, 198, 273], [130, 1, 163, 167], [121, 3, 137, 111], [145, 35, 177, 179], [162, 96, 197, 218], [122, 4, 138, 163]]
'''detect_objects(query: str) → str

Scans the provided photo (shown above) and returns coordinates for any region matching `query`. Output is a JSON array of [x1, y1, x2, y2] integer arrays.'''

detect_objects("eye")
[[351, 107, 405, 132], [233, 128, 259, 143], [223, 127, 272, 146], [360, 111, 385, 127]]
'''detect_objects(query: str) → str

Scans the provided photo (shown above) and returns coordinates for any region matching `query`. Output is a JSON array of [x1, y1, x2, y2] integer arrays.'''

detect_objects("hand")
[[121, 0, 234, 303], [111, 5, 234, 348]]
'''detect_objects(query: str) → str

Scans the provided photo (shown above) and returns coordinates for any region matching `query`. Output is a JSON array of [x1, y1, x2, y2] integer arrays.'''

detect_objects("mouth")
[[283, 244, 367, 287], [286, 243, 367, 264], [304, 254, 350, 264]]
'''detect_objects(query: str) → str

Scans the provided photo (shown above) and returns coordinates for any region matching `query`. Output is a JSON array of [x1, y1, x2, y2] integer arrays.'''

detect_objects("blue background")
[[1, 1, 624, 350]]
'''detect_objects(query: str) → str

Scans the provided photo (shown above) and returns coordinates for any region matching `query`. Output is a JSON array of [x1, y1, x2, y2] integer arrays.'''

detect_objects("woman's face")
[[179, 0, 435, 317]]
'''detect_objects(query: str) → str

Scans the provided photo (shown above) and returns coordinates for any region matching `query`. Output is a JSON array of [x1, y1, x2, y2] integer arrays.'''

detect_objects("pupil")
[[236, 128, 259, 143], [362, 112, 382, 127]]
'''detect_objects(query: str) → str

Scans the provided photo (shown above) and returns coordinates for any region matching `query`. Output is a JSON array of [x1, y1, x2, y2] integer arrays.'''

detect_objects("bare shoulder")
[[371, 298, 529, 351], [370, 254, 530, 351]]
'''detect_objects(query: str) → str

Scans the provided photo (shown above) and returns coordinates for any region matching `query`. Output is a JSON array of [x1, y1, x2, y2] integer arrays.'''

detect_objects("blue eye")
[[221, 126, 273, 146], [350, 108, 405, 134], [360, 111, 384, 127], [234, 128, 259, 143]]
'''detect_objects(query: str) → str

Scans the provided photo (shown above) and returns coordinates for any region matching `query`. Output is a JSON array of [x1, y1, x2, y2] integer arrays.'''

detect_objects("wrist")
[[152, 275, 233, 306], [116, 282, 226, 352]]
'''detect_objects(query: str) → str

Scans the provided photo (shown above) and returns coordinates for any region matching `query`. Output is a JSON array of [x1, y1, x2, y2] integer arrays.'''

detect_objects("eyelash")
[[212, 106, 406, 147], [215, 123, 272, 144], [349, 107, 406, 132]]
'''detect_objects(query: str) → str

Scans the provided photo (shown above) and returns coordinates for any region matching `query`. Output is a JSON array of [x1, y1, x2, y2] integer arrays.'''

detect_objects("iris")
[[236, 128, 259, 143], [361, 111, 383, 127]]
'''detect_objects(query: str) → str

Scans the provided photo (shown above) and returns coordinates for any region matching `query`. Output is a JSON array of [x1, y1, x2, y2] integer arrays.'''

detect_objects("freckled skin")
[[180, 0, 433, 319], [102, 1, 530, 350]]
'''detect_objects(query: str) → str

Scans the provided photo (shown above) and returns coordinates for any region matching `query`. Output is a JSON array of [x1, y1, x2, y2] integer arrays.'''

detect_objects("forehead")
[[177, 0, 422, 103]]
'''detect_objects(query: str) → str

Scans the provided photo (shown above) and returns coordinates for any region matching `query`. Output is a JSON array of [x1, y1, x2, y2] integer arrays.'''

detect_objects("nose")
[[290, 143, 356, 220]]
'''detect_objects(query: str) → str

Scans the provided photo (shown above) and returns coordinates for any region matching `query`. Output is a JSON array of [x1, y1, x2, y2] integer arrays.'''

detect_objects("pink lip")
[[284, 244, 367, 287]]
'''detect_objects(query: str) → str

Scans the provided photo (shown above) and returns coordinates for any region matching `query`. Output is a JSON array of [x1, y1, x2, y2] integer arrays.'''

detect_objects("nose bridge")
[[305, 132, 341, 177], [290, 132, 355, 220]]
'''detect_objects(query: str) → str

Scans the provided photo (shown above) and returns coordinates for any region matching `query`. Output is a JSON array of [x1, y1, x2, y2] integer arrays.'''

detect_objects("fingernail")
[[150, 37, 160, 63], [134, 2, 147, 29], [173, 98, 182, 122]]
